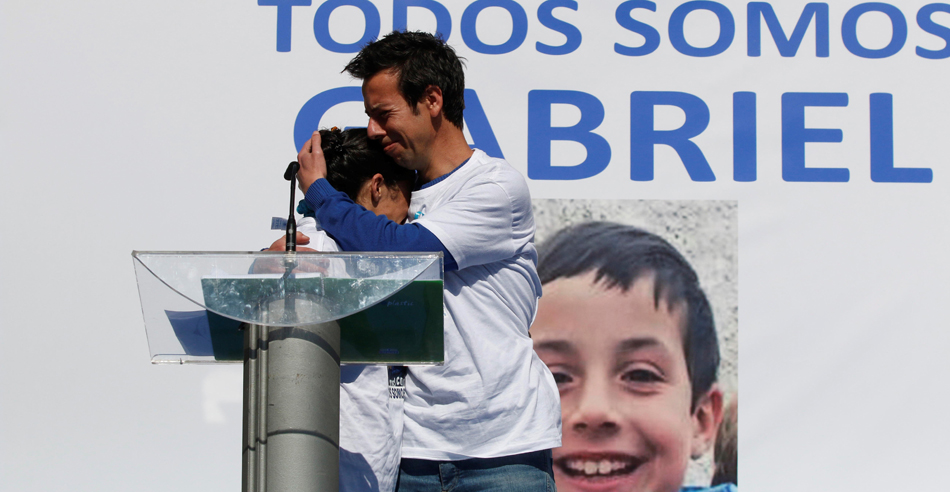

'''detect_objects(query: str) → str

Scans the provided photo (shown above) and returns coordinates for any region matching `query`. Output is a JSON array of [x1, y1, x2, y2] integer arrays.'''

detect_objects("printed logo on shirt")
[[412, 205, 426, 221], [388, 366, 407, 400]]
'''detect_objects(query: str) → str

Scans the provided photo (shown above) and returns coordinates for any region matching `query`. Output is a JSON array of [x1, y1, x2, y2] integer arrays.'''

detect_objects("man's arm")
[[296, 132, 458, 270]]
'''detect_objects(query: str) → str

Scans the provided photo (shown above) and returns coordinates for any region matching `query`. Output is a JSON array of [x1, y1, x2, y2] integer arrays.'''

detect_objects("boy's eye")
[[620, 368, 663, 384], [552, 371, 574, 385]]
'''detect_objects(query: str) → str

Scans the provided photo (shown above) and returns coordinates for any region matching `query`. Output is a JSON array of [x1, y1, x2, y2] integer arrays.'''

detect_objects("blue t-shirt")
[[681, 484, 737, 492]]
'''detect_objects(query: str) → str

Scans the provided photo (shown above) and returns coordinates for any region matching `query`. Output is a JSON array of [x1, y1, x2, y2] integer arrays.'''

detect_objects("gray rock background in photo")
[[532, 199, 738, 487]]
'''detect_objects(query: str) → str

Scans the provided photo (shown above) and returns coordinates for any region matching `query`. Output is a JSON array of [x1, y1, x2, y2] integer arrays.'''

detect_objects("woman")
[[275, 126, 414, 251], [267, 127, 414, 492]]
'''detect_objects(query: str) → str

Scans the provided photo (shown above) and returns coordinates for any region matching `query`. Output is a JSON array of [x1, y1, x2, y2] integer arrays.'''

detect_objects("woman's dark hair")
[[537, 221, 720, 410], [344, 30, 466, 130], [320, 127, 414, 200]]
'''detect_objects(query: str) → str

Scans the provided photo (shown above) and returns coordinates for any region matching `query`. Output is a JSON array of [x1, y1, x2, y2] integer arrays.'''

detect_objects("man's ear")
[[423, 85, 443, 117], [690, 384, 724, 459]]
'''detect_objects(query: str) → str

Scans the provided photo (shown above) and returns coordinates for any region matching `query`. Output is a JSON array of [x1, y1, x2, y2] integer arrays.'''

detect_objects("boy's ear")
[[690, 384, 724, 459]]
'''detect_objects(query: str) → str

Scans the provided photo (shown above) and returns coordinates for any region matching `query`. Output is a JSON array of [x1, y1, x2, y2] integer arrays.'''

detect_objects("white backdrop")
[[2, 1, 949, 490]]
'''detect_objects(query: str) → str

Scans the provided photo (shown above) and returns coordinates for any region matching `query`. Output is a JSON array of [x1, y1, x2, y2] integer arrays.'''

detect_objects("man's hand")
[[297, 131, 327, 194]]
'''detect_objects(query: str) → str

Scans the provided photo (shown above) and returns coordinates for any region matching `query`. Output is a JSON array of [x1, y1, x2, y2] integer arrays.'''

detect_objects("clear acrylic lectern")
[[132, 251, 444, 492]]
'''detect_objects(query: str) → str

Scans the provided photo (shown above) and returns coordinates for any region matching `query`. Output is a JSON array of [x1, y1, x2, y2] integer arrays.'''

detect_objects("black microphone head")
[[284, 161, 300, 181]]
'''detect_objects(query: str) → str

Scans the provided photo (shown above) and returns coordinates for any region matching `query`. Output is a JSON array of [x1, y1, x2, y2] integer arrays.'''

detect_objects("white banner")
[[2, 1, 948, 490]]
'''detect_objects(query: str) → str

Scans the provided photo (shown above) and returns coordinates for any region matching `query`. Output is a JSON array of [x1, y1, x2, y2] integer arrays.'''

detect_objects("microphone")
[[284, 161, 300, 252]]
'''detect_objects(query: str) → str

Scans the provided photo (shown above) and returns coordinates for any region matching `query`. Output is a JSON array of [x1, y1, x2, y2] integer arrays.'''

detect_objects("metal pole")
[[242, 296, 342, 492], [265, 320, 341, 491], [242, 323, 260, 492], [258, 323, 269, 491]]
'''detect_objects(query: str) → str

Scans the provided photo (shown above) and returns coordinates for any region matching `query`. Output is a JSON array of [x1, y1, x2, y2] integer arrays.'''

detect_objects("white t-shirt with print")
[[402, 149, 562, 460], [297, 217, 403, 492]]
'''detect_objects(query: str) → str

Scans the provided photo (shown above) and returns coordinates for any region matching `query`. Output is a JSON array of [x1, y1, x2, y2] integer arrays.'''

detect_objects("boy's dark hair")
[[320, 127, 414, 200], [537, 221, 720, 410], [344, 30, 466, 130]]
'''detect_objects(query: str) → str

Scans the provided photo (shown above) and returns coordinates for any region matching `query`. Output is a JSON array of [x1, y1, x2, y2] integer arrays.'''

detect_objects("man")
[[295, 31, 561, 491]]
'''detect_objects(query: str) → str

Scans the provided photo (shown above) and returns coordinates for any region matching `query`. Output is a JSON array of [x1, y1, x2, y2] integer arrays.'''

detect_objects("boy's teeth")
[[567, 459, 630, 476]]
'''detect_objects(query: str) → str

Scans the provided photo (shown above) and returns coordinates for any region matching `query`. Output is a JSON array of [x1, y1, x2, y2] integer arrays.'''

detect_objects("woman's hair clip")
[[322, 127, 345, 157]]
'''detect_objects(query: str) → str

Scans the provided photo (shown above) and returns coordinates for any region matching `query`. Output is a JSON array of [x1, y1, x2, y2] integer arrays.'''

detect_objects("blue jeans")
[[396, 450, 556, 492]]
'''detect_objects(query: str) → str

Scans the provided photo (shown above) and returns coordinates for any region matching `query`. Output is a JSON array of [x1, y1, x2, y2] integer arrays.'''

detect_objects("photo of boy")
[[530, 201, 737, 492]]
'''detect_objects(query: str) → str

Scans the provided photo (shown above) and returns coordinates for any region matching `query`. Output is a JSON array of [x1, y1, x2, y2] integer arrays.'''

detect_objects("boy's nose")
[[568, 380, 621, 439]]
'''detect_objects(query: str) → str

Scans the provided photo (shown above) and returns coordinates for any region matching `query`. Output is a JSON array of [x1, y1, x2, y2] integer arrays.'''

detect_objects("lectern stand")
[[132, 251, 444, 492]]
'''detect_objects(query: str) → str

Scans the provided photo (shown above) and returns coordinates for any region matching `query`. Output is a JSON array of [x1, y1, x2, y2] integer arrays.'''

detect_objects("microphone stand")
[[282, 162, 301, 317], [284, 161, 301, 252]]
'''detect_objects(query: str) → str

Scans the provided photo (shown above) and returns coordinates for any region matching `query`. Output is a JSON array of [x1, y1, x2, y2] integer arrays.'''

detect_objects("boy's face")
[[532, 272, 718, 492]]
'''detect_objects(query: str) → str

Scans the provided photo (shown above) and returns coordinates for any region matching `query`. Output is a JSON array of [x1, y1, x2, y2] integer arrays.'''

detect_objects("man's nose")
[[367, 118, 385, 139]]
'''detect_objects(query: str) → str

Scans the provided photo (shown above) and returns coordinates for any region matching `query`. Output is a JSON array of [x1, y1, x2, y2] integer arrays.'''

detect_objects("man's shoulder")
[[469, 149, 515, 173], [465, 149, 530, 193]]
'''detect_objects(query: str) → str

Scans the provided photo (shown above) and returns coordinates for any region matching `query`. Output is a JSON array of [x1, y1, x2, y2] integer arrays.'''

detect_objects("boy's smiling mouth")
[[555, 452, 645, 479]]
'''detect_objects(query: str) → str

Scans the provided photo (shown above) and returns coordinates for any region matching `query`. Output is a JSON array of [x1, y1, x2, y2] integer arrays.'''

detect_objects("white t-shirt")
[[297, 217, 403, 492], [402, 149, 562, 460]]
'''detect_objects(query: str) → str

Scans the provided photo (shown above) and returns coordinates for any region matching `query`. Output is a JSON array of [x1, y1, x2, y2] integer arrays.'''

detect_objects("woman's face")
[[357, 178, 412, 224], [531, 272, 698, 492]]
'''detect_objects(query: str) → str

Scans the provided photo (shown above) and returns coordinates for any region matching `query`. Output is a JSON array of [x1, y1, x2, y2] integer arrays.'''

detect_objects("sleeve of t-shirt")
[[304, 178, 458, 271], [412, 172, 527, 270], [296, 218, 341, 252]]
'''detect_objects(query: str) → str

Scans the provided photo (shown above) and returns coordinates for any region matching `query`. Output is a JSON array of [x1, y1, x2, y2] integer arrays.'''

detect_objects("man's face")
[[362, 70, 435, 171], [532, 272, 697, 492]]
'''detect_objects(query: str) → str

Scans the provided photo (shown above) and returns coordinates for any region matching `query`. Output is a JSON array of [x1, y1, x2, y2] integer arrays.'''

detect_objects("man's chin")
[[394, 156, 423, 172], [383, 143, 408, 162]]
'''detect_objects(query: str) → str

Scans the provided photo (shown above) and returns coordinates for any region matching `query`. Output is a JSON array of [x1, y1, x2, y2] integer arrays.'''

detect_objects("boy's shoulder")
[[681, 485, 737, 492]]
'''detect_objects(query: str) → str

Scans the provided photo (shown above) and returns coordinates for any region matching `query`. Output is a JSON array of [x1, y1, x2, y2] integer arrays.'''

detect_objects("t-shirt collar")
[[417, 155, 472, 191]]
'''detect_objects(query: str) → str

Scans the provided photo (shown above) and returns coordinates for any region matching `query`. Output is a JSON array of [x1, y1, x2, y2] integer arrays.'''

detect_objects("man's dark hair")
[[320, 127, 414, 200], [344, 30, 466, 129], [537, 221, 720, 410]]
